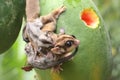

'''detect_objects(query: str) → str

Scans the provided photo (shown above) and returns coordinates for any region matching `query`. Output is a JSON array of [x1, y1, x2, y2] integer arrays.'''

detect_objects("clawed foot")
[[59, 6, 66, 13], [51, 64, 63, 73], [53, 5, 66, 19], [22, 65, 33, 71], [59, 28, 65, 35]]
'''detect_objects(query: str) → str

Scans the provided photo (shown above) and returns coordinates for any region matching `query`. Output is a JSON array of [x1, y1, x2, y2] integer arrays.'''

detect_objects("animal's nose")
[[75, 40, 80, 45]]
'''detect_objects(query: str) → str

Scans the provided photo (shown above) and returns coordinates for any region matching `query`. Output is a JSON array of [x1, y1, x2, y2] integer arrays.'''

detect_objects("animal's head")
[[51, 34, 80, 55]]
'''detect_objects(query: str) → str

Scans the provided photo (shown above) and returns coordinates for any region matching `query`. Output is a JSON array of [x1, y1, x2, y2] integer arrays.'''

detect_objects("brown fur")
[[51, 35, 80, 57], [26, 0, 40, 21], [23, 0, 79, 72]]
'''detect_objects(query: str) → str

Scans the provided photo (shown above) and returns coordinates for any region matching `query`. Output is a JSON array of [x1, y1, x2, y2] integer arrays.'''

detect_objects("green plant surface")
[[0, 0, 25, 54], [35, 0, 112, 80], [93, 0, 120, 80], [0, 24, 36, 80]]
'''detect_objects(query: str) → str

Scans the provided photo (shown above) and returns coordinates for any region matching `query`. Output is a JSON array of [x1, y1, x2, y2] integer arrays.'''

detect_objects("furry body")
[[22, 0, 80, 72]]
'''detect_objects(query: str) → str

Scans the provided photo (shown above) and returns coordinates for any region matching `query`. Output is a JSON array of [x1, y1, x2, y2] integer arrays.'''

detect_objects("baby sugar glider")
[[22, 0, 80, 72], [22, 34, 80, 71], [22, 1, 67, 71]]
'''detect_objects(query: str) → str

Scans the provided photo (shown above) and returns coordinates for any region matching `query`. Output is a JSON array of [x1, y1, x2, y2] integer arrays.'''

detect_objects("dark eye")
[[65, 40, 73, 47], [23, 38, 30, 43]]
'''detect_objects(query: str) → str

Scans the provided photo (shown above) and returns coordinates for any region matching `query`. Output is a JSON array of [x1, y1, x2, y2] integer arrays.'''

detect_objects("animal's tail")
[[26, 0, 40, 21]]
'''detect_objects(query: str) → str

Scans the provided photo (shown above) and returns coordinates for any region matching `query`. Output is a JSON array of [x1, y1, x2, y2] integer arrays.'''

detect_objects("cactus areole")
[[34, 0, 112, 80], [0, 0, 25, 54]]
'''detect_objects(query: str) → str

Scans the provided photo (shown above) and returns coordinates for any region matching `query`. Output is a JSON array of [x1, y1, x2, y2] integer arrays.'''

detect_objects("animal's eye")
[[24, 38, 30, 43], [65, 40, 74, 47]]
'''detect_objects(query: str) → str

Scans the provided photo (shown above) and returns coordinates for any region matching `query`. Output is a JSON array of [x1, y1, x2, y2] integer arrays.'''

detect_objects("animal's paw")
[[59, 28, 65, 34], [59, 6, 66, 13], [22, 65, 33, 71], [51, 64, 63, 73]]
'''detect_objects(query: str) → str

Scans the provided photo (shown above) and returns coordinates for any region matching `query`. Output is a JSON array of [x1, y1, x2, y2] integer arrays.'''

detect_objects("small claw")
[[22, 66, 33, 71], [60, 5, 66, 12], [51, 64, 63, 73], [59, 28, 65, 35]]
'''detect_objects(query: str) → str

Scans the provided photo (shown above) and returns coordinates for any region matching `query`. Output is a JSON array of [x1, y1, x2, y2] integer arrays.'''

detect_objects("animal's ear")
[[71, 35, 76, 38], [51, 47, 61, 54]]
